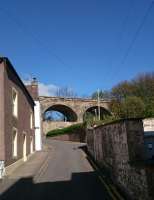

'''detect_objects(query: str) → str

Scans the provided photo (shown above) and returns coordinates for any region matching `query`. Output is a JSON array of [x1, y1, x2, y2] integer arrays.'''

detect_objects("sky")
[[0, 0, 154, 96]]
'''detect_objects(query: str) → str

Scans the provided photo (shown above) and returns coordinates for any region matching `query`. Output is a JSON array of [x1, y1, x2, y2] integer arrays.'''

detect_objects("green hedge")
[[46, 123, 84, 137]]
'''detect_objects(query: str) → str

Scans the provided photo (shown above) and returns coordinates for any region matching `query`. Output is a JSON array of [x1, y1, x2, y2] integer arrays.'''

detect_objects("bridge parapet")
[[39, 96, 110, 113]]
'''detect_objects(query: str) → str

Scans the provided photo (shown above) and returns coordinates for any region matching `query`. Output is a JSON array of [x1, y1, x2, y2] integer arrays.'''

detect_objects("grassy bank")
[[46, 123, 84, 137]]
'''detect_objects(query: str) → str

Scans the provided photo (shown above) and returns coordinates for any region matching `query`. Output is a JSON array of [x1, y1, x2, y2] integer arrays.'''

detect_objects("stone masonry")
[[86, 119, 154, 200], [39, 96, 110, 134]]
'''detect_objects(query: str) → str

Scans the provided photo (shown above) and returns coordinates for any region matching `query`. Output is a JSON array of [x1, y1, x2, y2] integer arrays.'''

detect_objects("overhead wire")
[[0, 7, 69, 68], [121, 1, 154, 64], [108, 1, 154, 84], [114, 0, 135, 50], [102, 0, 135, 86]]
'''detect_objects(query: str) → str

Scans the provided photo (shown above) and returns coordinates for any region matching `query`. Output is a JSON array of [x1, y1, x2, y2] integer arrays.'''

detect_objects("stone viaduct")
[[39, 96, 110, 134]]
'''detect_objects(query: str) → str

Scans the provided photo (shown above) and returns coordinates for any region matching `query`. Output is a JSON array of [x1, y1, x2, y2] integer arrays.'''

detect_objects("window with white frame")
[[12, 88, 18, 117], [30, 113, 33, 129], [12, 128, 18, 157], [30, 136, 33, 153]]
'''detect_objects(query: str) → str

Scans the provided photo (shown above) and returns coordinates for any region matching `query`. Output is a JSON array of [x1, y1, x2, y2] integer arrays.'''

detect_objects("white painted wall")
[[143, 118, 154, 132], [34, 101, 42, 151]]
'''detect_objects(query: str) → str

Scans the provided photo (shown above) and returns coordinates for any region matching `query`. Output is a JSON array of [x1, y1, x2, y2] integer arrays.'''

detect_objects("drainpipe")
[[0, 161, 5, 179]]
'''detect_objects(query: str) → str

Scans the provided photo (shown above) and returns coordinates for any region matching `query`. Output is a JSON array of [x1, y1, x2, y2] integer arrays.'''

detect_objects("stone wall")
[[47, 127, 86, 143], [48, 133, 85, 143], [86, 119, 154, 200]]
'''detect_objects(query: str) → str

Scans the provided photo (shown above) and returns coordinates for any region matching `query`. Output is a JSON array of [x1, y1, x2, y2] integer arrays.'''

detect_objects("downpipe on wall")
[[0, 161, 5, 179]]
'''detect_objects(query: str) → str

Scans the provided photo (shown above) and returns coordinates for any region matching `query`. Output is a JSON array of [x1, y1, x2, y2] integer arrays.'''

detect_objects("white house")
[[26, 78, 42, 151]]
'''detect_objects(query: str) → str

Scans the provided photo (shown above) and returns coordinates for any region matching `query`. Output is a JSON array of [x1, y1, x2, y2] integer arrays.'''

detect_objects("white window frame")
[[12, 127, 18, 158], [30, 112, 33, 129], [30, 136, 34, 154], [12, 88, 18, 118], [23, 132, 27, 162]]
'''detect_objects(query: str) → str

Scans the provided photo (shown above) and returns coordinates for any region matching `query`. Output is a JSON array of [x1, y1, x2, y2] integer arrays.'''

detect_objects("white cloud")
[[38, 83, 59, 96], [23, 80, 59, 96]]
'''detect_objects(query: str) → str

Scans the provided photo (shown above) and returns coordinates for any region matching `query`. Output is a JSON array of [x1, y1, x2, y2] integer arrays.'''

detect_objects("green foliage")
[[83, 112, 95, 127], [91, 72, 154, 120], [111, 81, 135, 101], [121, 96, 145, 118], [46, 123, 84, 137], [110, 72, 154, 118], [132, 73, 154, 102], [109, 99, 123, 119], [110, 96, 145, 119], [145, 97, 154, 117], [83, 111, 117, 127], [96, 115, 118, 125]]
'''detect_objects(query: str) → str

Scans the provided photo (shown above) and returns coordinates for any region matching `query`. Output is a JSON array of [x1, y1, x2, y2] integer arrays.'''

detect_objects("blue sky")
[[0, 0, 154, 96]]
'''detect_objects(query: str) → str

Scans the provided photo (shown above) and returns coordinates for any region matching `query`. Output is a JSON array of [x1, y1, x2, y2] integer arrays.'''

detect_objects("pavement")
[[0, 139, 115, 200], [0, 147, 50, 195]]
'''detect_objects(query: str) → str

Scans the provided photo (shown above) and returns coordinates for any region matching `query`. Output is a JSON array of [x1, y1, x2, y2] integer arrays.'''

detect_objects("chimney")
[[26, 78, 39, 101]]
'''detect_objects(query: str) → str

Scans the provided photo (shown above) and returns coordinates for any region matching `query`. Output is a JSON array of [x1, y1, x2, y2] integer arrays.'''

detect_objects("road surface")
[[0, 139, 112, 200]]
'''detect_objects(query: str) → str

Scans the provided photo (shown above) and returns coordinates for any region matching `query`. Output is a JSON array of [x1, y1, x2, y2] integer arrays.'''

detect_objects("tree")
[[144, 97, 154, 117], [91, 72, 154, 119], [111, 81, 135, 101], [111, 72, 154, 118], [110, 96, 145, 119], [109, 99, 123, 119], [121, 96, 145, 118], [56, 86, 77, 98], [132, 72, 154, 102]]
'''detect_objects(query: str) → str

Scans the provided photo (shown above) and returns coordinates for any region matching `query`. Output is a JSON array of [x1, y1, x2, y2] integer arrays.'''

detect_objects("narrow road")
[[0, 139, 112, 200]]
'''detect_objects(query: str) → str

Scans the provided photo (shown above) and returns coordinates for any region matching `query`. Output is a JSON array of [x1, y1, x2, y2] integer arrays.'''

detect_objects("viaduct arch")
[[39, 96, 110, 134]]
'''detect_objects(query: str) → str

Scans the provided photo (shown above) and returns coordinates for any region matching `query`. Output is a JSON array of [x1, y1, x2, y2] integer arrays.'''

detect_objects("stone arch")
[[43, 104, 78, 122], [83, 106, 111, 121]]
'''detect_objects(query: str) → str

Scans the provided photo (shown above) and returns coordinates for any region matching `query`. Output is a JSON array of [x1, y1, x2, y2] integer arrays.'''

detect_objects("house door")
[[23, 134, 27, 161]]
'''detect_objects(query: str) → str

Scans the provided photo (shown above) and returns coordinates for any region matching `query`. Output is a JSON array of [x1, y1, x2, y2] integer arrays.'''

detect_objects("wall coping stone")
[[88, 118, 143, 130]]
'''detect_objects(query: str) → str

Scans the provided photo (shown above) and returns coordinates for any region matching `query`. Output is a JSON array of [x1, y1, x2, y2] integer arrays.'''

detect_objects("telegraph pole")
[[97, 89, 101, 120]]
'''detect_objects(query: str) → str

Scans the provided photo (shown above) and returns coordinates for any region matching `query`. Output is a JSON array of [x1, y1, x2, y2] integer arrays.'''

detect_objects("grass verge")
[[46, 123, 84, 137]]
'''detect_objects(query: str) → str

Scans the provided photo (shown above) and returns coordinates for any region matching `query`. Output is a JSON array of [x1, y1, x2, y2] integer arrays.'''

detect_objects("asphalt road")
[[0, 139, 112, 200]]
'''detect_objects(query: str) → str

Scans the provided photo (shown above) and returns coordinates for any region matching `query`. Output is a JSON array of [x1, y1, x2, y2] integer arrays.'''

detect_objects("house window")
[[23, 133, 27, 162], [12, 88, 18, 117], [148, 143, 153, 150], [30, 136, 34, 154], [30, 113, 33, 129], [12, 128, 17, 158]]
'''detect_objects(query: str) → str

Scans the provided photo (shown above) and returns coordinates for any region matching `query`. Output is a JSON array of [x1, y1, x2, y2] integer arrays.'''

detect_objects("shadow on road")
[[0, 171, 111, 200]]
